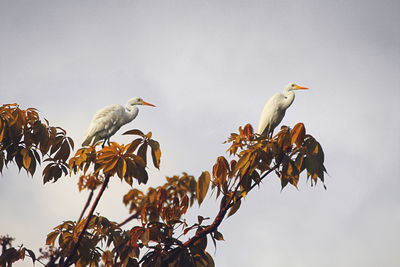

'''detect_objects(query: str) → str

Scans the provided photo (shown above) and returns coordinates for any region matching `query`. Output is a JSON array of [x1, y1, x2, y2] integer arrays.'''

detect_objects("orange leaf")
[[196, 171, 211, 206], [291, 123, 306, 147], [149, 140, 161, 169], [21, 148, 31, 170]]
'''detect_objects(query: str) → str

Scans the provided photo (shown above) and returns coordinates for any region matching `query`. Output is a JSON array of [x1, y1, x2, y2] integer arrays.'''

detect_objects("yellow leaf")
[[197, 171, 211, 206], [46, 231, 59, 247], [21, 148, 31, 170], [149, 140, 161, 169]]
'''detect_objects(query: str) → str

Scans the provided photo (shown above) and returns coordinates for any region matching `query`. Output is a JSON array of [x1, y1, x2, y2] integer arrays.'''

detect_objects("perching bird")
[[256, 83, 308, 137], [82, 97, 155, 147]]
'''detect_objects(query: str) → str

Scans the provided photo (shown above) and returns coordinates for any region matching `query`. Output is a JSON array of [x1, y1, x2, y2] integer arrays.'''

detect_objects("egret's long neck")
[[281, 90, 295, 110], [125, 106, 139, 123]]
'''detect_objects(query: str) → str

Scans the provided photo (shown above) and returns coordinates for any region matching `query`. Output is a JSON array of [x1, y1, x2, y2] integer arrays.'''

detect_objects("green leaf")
[[197, 171, 211, 206]]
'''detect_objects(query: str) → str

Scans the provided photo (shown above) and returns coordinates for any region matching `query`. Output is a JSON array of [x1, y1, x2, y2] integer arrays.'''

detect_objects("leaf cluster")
[[69, 129, 161, 190], [0, 104, 73, 183], [1, 102, 328, 267], [0, 235, 36, 266], [219, 123, 327, 194]]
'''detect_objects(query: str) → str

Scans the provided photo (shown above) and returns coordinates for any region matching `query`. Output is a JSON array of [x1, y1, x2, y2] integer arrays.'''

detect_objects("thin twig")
[[62, 175, 110, 267], [117, 211, 140, 228], [77, 189, 94, 223], [24, 251, 46, 266]]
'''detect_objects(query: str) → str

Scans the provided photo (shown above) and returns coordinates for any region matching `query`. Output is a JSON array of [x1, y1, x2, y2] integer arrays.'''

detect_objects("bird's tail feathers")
[[81, 136, 93, 147]]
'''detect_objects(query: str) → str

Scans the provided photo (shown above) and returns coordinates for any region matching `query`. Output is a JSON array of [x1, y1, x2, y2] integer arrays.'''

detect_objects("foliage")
[[0, 104, 327, 266], [0, 103, 73, 183]]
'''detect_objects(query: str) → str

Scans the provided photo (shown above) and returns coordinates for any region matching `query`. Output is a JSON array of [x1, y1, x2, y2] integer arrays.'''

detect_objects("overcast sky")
[[1, 0, 400, 266]]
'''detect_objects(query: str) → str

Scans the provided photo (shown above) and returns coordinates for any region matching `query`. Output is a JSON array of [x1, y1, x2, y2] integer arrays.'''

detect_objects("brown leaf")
[[46, 231, 59, 246], [213, 230, 225, 241], [138, 143, 148, 166], [54, 140, 70, 162], [136, 166, 148, 184], [227, 198, 241, 218], [291, 123, 306, 147], [123, 129, 145, 136], [196, 171, 211, 206], [126, 138, 143, 154], [20, 148, 31, 170], [234, 151, 251, 174], [149, 139, 161, 169]]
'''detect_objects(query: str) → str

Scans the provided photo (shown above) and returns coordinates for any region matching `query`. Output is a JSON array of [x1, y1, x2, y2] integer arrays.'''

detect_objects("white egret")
[[256, 83, 308, 137], [82, 97, 155, 147]]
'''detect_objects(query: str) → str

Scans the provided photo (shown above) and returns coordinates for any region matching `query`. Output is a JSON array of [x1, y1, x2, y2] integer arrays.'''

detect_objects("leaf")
[[123, 129, 145, 137], [145, 131, 152, 139], [234, 152, 251, 174], [138, 143, 148, 166], [54, 140, 70, 162], [49, 136, 63, 155], [142, 228, 150, 246], [180, 195, 189, 214], [126, 138, 143, 154], [227, 198, 241, 218], [291, 123, 306, 147], [20, 148, 31, 170], [149, 140, 161, 169], [26, 249, 36, 264], [136, 166, 149, 184], [213, 230, 224, 241], [204, 252, 215, 267], [46, 231, 59, 246], [193, 234, 207, 252], [197, 171, 211, 206]]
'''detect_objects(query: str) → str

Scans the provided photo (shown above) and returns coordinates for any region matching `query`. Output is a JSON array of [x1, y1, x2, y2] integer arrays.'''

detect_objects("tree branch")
[[77, 189, 94, 223], [62, 175, 110, 267], [163, 162, 279, 264], [117, 211, 140, 228]]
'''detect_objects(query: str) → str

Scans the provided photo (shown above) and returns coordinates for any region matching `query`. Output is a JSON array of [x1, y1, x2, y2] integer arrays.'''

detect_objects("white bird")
[[256, 83, 308, 137], [82, 97, 155, 147]]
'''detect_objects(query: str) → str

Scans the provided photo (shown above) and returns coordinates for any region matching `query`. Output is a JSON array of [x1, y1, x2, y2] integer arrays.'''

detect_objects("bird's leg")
[[107, 138, 111, 146], [102, 139, 107, 148], [267, 125, 273, 139], [268, 130, 274, 139]]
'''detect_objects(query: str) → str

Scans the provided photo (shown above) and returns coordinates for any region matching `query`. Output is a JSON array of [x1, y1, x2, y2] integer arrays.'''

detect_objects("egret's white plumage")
[[82, 97, 155, 146], [256, 83, 308, 137]]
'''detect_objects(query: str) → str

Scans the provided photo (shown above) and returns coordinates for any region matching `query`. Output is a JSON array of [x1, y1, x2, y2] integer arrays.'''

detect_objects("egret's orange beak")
[[294, 85, 309, 90], [143, 101, 156, 107]]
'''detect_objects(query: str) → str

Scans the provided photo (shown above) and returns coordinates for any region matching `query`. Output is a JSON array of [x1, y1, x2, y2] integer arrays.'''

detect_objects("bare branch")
[[63, 175, 110, 267], [77, 189, 94, 223]]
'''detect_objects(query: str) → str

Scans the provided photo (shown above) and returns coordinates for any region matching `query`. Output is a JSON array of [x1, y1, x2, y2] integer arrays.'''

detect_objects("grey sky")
[[1, 0, 400, 266]]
